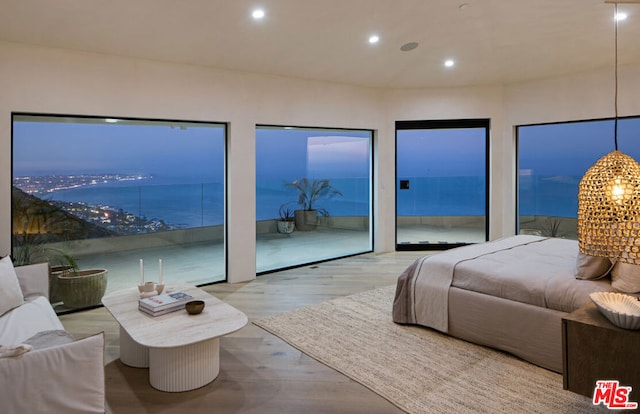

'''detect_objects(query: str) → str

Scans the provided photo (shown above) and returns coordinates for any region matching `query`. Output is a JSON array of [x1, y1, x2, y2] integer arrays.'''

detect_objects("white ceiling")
[[0, 0, 638, 89]]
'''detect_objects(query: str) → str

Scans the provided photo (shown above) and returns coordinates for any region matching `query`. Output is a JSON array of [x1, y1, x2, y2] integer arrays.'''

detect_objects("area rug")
[[254, 285, 607, 414]]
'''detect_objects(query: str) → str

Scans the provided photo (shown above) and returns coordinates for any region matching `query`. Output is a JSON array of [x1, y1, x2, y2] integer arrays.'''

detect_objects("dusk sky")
[[255, 128, 371, 181], [519, 118, 640, 176], [12, 116, 640, 184], [397, 128, 486, 177], [13, 120, 373, 184], [12, 120, 225, 183]]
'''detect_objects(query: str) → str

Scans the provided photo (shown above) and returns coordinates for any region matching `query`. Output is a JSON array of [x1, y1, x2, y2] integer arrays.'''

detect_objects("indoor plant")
[[11, 192, 104, 307], [277, 204, 296, 234], [285, 178, 342, 231], [11, 230, 79, 304]]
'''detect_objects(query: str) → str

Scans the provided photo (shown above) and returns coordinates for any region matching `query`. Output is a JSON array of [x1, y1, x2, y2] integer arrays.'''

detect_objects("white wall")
[[0, 41, 384, 283], [384, 62, 640, 240], [2, 40, 640, 282]]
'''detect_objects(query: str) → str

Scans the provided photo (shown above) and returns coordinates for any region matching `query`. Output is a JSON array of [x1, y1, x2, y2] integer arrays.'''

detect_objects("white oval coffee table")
[[102, 284, 247, 392]]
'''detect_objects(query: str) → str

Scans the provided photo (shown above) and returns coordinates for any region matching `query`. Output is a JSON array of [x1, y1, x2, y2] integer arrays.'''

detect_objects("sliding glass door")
[[255, 125, 372, 273], [396, 119, 489, 249]]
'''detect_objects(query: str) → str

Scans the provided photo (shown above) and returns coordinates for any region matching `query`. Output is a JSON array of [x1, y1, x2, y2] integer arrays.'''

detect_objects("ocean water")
[[45, 175, 578, 229], [518, 174, 580, 217]]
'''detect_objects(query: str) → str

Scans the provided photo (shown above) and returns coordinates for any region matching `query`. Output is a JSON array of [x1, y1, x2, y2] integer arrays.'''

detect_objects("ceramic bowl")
[[185, 300, 205, 315], [590, 291, 640, 330]]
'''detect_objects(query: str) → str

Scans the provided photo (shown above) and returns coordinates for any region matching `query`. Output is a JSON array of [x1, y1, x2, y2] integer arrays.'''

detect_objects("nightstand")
[[562, 301, 640, 401]]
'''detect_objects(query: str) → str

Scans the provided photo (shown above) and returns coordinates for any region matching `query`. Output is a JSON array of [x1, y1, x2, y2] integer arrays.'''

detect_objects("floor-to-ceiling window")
[[396, 119, 489, 249], [12, 114, 226, 312], [255, 125, 372, 272], [517, 116, 640, 238]]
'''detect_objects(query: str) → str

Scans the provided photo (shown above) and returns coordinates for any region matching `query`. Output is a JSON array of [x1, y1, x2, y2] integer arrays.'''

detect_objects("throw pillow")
[[0, 256, 24, 316], [611, 262, 640, 293], [574, 252, 613, 280], [23, 330, 75, 350]]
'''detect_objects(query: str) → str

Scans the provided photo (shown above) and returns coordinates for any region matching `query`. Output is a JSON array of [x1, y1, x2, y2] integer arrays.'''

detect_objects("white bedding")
[[409, 236, 545, 332], [393, 235, 615, 332], [452, 237, 614, 312]]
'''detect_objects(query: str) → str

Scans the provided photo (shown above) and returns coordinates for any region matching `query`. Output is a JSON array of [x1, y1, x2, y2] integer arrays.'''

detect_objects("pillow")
[[23, 330, 75, 350], [574, 252, 613, 280], [611, 262, 640, 293], [0, 256, 24, 316]]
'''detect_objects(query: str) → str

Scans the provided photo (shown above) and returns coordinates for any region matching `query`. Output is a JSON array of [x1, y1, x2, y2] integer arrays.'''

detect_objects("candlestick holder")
[[138, 281, 165, 298]]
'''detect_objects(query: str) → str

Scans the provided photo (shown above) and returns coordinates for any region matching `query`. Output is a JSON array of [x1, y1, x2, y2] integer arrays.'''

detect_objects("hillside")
[[12, 186, 116, 242]]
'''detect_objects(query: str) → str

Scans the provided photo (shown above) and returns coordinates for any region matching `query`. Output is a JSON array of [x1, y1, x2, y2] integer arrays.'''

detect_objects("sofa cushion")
[[0, 256, 24, 317], [0, 296, 64, 346], [24, 330, 75, 350], [16, 262, 50, 300], [0, 332, 105, 414]]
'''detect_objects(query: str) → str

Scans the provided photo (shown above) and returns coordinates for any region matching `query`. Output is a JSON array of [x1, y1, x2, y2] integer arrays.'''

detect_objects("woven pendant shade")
[[578, 150, 640, 264]]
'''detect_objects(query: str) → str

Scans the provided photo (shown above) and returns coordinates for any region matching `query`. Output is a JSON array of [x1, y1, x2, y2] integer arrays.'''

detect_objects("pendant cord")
[[614, 3, 619, 151]]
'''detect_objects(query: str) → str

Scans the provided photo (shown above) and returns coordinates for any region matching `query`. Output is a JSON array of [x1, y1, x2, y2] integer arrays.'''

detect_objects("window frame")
[[395, 118, 490, 251], [11, 112, 229, 301], [515, 114, 640, 236], [255, 123, 375, 273]]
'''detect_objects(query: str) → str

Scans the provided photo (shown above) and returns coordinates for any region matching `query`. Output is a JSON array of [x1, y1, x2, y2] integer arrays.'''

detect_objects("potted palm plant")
[[285, 178, 342, 231], [277, 204, 296, 234]]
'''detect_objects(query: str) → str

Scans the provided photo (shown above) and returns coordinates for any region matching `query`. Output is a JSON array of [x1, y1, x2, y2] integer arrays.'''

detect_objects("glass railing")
[[38, 181, 225, 234], [256, 177, 370, 221]]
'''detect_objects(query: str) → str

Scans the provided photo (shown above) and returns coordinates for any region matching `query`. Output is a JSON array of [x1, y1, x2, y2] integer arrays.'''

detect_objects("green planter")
[[58, 269, 108, 309]]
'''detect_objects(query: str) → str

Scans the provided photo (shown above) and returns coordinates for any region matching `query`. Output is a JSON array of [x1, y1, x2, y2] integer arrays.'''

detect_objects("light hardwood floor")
[[59, 250, 428, 414]]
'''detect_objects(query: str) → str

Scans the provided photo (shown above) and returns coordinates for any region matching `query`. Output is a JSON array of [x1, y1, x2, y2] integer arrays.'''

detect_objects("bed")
[[392, 235, 616, 373]]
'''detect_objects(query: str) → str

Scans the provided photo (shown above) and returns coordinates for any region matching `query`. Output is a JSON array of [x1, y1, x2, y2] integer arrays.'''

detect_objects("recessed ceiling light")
[[369, 35, 380, 44], [400, 42, 419, 52], [252, 8, 265, 20], [105, 118, 119, 123], [615, 12, 628, 21], [444, 59, 455, 68]]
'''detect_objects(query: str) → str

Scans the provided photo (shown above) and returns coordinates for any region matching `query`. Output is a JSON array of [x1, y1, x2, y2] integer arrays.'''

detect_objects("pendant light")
[[577, 1, 640, 264]]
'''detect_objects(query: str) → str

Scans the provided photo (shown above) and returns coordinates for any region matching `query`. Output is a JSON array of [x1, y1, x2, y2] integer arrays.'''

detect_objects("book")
[[138, 304, 185, 317], [139, 291, 194, 312]]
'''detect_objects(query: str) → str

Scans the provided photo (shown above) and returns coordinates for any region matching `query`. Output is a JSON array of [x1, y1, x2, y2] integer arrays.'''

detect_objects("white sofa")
[[0, 259, 105, 414]]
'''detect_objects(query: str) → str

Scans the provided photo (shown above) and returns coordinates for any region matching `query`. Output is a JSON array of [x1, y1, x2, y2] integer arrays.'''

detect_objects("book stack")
[[138, 291, 194, 316]]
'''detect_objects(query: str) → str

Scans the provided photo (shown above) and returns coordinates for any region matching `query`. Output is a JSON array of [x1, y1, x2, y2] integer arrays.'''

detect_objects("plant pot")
[[49, 265, 74, 304], [294, 210, 318, 231], [277, 220, 295, 234], [57, 269, 108, 309]]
